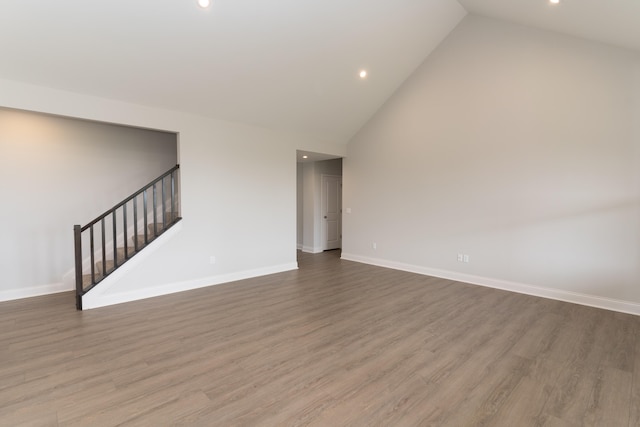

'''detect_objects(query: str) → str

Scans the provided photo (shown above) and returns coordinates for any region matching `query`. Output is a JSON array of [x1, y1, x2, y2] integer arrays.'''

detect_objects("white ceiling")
[[296, 150, 340, 164], [457, 0, 640, 53], [0, 1, 638, 144], [0, 0, 465, 143]]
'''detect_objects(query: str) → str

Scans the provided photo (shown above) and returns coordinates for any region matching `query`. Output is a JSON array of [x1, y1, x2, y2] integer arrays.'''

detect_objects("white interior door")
[[321, 174, 342, 250]]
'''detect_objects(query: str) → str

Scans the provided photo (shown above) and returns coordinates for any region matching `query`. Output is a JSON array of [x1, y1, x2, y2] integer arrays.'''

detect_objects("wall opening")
[[296, 150, 343, 254]]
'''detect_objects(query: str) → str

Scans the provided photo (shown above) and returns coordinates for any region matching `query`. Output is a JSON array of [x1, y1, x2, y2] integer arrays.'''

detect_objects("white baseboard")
[[0, 282, 72, 303], [82, 261, 298, 310], [340, 253, 640, 317], [1, 218, 183, 305], [302, 245, 323, 254]]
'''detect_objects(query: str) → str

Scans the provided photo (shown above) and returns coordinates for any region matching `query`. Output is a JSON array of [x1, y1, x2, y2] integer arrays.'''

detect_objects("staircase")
[[74, 165, 181, 310], [81, 211, 179, 286]]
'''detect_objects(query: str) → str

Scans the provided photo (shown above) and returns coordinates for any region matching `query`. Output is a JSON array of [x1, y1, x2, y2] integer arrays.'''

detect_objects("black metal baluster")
[[144, 189, 148, 245], [133, 195, 138, 252], [153, 184, 158, 237], [112, 210, 117, 270], [90, 224, 95, 285], [123, 203, 128, 259], [162, 177, 166, 230], [101, 217, 106, 277], [74, 225, 83, 310], [171, 171, 176, 223]]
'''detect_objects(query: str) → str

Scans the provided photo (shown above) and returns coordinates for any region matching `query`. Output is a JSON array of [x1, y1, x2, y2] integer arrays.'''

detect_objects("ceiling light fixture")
[[198, 0, 211, 8], [302, 155, 308, 159], [359, 70, 368, 79], [549, 0, 559, 4]]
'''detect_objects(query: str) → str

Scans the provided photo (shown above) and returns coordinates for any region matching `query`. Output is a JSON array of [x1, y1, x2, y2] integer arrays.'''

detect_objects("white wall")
[[299, 158, 342, 253], [0, 79, 346, 306], [343, 15, 640, 313], [297, 163, 304, 249], [0, 108, 176, 299], [635, 60, 640, 200], [302, 162, 318, 253]]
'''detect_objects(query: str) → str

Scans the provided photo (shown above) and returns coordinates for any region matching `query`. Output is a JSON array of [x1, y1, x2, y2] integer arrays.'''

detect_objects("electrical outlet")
[[463, 254, 469, 263], [209, 255, 216, 264], [372, 242, 377, 250], [457, 254, 464, 262]]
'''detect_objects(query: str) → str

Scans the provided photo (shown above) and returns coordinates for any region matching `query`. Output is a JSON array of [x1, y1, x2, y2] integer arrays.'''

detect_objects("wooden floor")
[[1, 251, 639, 426]]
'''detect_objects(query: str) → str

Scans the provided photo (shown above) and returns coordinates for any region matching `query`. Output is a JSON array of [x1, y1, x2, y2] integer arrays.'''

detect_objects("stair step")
[[165, 211, 180, 221], [96, 260, 115, 276], [147, 223, 167, 234], [82, 273, 104, 289], [132, 234, 156, 247], [136, 214, 179, 244], [147, 212, 179, 234], [115, 246, 137, 259]]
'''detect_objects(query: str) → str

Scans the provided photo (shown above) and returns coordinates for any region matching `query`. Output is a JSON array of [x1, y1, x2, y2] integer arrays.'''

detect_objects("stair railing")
[[74, 165, 181, 310]]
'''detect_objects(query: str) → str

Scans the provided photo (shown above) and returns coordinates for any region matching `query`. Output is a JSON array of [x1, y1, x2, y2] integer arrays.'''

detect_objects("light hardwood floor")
[[1, 250, 639, 426]]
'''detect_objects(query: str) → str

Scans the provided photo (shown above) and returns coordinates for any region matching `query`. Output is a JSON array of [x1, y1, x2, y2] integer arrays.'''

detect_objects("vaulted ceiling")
[[0, 1, 638, 143], [458, 0, 640, 53]]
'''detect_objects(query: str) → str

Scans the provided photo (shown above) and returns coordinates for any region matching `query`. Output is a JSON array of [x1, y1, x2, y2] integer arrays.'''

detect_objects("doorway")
[[296, 151, 343, 253]]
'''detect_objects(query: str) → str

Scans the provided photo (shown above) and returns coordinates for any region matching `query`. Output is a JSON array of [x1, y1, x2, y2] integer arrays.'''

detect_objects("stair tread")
[[82, 272, 105, 288], [95, 260, 115, 276], [133, 234, 157, 243], [116, 246, 138, 257]]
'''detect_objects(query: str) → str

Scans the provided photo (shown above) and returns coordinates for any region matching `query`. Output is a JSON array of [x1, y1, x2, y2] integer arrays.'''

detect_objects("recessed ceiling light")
[[359, 70, 368, 79], [198, 0, 211, 8], [549, 0, 559, 4], [302, 155, 308, 159]]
